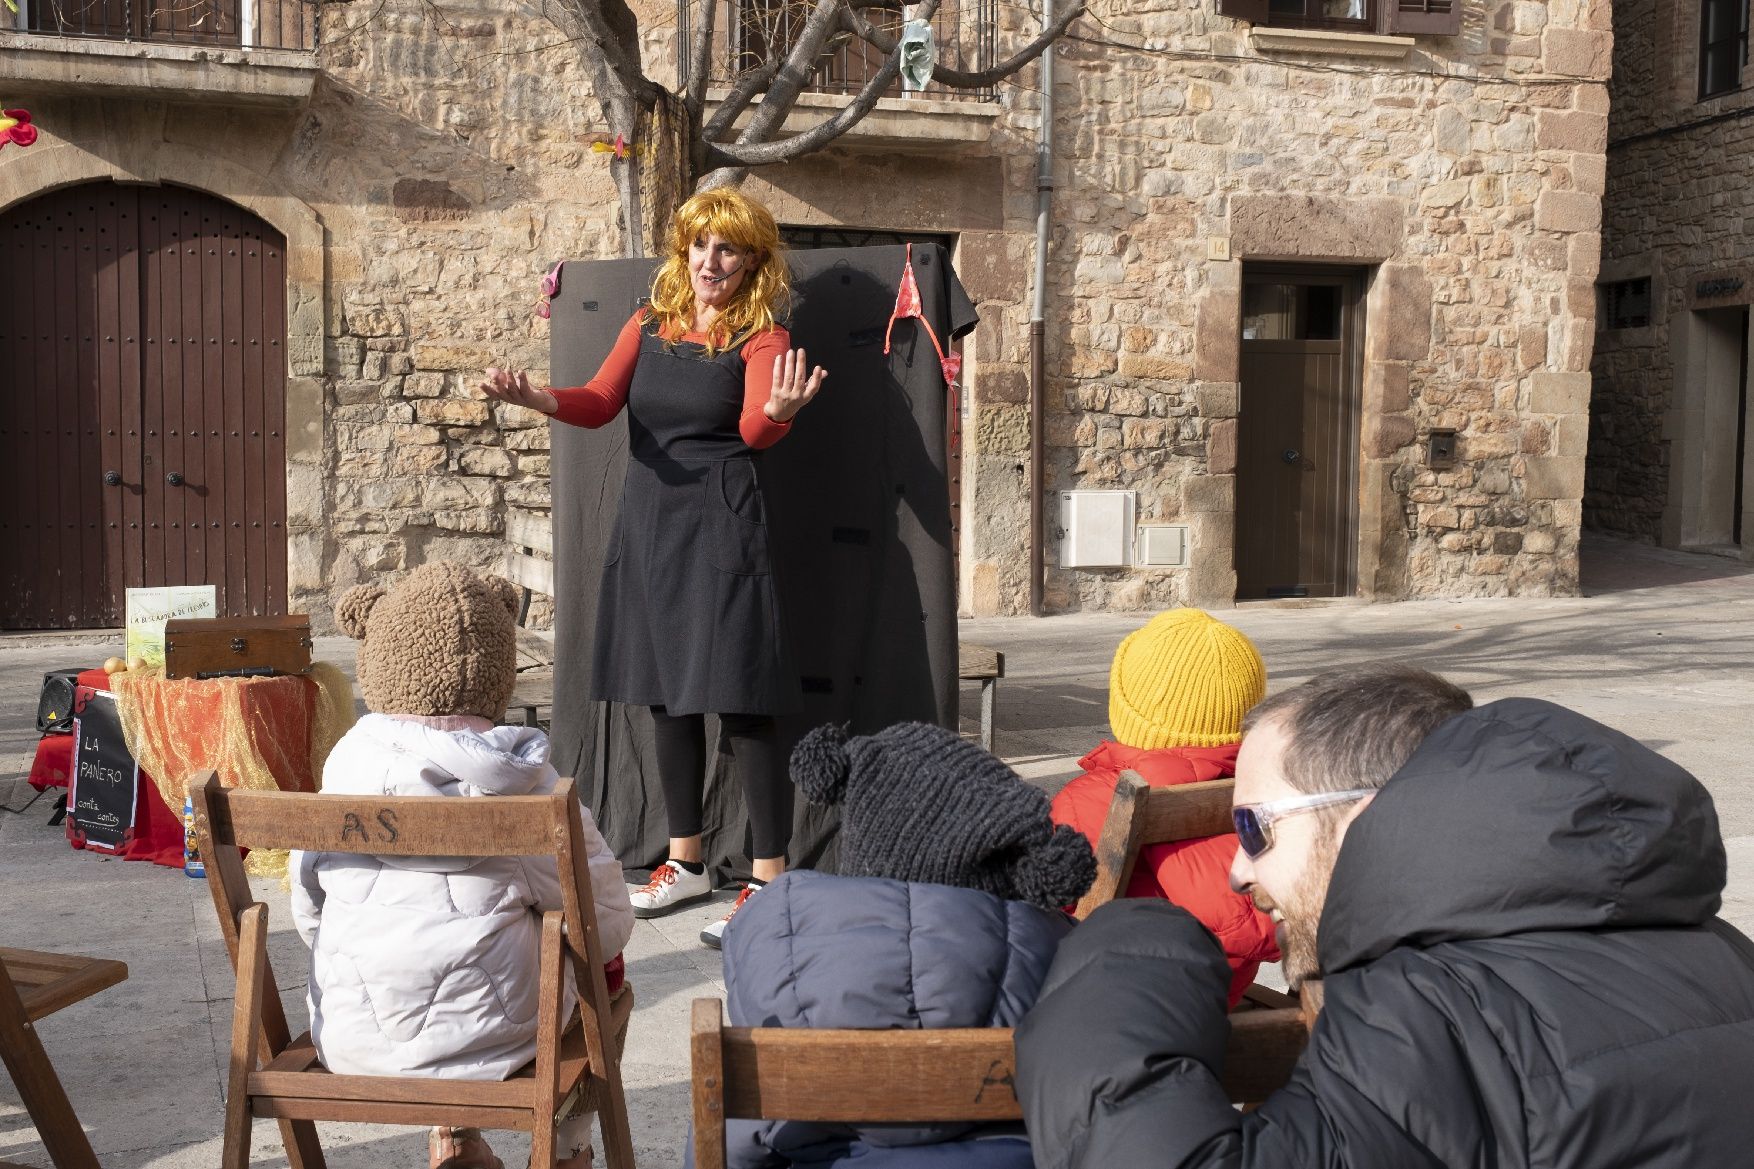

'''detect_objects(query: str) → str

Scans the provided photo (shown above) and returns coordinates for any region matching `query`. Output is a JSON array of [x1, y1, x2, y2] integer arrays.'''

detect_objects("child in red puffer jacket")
[[1051, 608, 1278, 1005]]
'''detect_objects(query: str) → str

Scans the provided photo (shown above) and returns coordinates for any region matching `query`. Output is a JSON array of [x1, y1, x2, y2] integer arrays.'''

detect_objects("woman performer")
[[479, 189, 825, 948]]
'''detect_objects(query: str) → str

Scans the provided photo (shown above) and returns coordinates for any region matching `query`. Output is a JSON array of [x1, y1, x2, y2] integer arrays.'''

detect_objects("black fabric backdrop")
[[547, 245, 978, 883]]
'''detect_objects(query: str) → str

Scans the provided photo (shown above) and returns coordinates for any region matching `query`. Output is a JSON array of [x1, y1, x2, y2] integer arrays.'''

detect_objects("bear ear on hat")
[[485, 573, 521, 619], [791, 723, 852, 806], [1006, 824, 1097, 911], [335, 585, 386, 640]]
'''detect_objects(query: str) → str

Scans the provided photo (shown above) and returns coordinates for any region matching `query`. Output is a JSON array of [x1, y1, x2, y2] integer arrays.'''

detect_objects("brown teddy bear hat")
[[334, 562, 522, 721]]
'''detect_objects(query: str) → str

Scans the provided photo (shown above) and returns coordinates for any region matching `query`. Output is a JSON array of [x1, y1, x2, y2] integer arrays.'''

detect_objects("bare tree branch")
[[684, 0, 717, 122], [841, 0, 1084, 89], [703, 55, 785, 141], [696, 162, 752, 190], [735, 0, 861, 144], [704, 0, 943, 167]]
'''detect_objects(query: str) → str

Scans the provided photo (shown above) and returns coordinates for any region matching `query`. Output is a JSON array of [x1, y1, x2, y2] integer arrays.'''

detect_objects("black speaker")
[[36, 668, 84, 735]]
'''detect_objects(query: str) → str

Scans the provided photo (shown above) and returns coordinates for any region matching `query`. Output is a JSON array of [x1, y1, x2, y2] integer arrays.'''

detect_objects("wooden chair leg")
[[277, 1118, 328, 1169], [0, 968, 100, 1169], [532, 914, 563, 1169], [979, 677, 997, 754], [223, 904, 268, 1169], [597, 1062, 637, 1169], [689, 999, 726, 1169]]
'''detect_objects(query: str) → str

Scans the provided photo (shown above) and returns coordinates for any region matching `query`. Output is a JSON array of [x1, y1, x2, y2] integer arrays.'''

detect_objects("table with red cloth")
[[27, 665, 352, 870]]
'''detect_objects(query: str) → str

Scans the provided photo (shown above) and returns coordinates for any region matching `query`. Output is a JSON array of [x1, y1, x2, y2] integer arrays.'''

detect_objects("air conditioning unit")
[[1059, 491, 1135, 568]]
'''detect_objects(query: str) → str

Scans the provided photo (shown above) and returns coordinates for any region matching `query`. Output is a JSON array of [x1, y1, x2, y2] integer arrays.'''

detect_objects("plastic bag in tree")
[[899, 20, 936, 91]]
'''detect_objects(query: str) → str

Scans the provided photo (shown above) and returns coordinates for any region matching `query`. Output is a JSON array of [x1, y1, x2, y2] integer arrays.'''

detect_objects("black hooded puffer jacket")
[[1016, 698, 1754, 1169]]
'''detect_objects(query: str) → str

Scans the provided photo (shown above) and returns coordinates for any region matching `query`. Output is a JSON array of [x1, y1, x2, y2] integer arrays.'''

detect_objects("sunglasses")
[[1232, 789, 1375, 860]]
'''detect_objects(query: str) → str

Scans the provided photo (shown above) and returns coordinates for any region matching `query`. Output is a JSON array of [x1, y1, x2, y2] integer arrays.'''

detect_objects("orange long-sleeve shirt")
[[548, 311, 793, 449]]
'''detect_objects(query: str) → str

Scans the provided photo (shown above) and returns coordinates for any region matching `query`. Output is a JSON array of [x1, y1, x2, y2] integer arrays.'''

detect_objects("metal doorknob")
[[166, 472, 185, 486], [103, 471, 122, 487], [1281, 449, 1301, 464]]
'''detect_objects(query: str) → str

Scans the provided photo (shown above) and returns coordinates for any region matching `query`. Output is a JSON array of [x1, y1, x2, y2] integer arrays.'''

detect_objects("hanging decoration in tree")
[[589, 133, 646, 161], [0, 108, 37, 150], [898, 19, 937, 92]]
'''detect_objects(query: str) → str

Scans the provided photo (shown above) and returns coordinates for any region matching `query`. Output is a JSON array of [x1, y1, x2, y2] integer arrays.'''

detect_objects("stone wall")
[[1, 0, 1611, 624], [3, 1, 627, 628], [1591, 0, 1754, 549], [993, 1, 1608, 607]]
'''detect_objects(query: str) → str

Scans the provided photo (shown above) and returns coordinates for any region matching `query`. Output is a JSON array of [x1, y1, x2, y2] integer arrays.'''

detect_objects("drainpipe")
[[1027, 0, 1054, 617]]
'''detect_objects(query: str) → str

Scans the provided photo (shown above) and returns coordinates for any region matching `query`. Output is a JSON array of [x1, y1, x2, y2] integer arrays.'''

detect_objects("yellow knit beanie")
[[1108, 608, 1267, 750]]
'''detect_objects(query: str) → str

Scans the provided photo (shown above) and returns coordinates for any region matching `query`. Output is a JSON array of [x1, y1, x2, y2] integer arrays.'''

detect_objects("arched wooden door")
[[0, 182, 289, 628]]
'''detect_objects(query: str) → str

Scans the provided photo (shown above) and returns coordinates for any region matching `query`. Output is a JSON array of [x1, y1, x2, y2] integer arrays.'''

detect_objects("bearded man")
[[1017, 663, 1754, 1168]]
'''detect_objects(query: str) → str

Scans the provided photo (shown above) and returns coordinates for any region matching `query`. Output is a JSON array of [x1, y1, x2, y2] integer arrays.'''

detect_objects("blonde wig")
[[648, 189, 790, 353]]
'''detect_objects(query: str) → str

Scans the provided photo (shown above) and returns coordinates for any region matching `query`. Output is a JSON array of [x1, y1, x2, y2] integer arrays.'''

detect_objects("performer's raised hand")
[[763, 348, 827, 424], [478, 367, 559, 416]]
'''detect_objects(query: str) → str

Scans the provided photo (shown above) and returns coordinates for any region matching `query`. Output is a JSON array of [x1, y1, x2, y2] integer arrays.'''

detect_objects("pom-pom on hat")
[[334, 562, 521, 721], [1108, 608, 1266, 750], [792, 722, 1095, 910]]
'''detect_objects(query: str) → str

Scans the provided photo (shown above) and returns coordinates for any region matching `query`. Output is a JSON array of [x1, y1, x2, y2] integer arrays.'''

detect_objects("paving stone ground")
[[3, 535, 1752, 1167]]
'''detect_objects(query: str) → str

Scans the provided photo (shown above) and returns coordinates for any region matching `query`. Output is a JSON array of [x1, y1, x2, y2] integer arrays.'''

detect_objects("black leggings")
[[650, 707, 793, 861]]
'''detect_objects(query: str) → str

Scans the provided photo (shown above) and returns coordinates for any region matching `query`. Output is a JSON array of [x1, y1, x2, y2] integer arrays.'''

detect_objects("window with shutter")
[[1228, 0, 1375, 30], [1698, 0, 1749, 100], [1384, 0, 1461, 35], [1220, 0, 1461, 34]]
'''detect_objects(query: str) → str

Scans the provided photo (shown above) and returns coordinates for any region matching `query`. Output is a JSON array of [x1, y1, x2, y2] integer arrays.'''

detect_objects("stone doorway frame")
[[1188, 193, 1427, 606], [0, 143, 330, 620]]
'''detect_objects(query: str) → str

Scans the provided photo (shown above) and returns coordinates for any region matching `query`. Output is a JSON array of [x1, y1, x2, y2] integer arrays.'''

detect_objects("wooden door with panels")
[[1235, 267, 1364, 600], [0, 181, 289, 628]]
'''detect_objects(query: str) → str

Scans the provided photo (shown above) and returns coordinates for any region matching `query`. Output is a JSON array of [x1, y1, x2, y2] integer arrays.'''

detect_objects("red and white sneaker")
[[700, 881, 764, 949], [628, 860, 712, 919]]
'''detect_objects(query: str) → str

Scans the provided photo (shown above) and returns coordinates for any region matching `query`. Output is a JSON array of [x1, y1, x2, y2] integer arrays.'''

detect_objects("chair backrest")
[[191, 769, 618, 1061], [1071, 770, 1327, 1021], [1074, 770, 1234, 921], [689, 996, 1311, 1169]]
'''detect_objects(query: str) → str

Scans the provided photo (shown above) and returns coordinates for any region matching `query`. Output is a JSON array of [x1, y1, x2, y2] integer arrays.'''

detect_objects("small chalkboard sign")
[[70, 690, 138, 854]]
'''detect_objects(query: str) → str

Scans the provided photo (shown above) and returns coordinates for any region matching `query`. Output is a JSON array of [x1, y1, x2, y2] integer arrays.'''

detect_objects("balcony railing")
[[10, 0, 318, 51], [705, 0, 997, 102]]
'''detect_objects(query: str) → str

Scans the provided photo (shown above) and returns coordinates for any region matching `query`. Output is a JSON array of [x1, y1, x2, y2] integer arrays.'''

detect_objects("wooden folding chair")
[[191, 770, 636, 1169], [689, 996, 1311, 1169], [1073, 770, 1313, 1013], [0, 947, 128, 1169]]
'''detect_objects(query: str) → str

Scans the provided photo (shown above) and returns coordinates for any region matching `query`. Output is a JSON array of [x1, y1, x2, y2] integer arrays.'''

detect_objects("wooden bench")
[[0, 947, 129, 1169], [689, 994, 1309, 1169], [504, 508, 557, 728], [957, 642, 1004, 753], [192, 770, 636, 1169]]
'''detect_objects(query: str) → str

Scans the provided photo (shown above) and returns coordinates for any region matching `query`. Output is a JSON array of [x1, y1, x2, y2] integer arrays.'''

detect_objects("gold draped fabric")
[[110, 663, 356, 875]]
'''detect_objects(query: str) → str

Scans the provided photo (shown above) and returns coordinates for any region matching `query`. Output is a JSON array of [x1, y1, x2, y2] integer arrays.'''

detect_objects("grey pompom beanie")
[[792, 721, 1095, 910]]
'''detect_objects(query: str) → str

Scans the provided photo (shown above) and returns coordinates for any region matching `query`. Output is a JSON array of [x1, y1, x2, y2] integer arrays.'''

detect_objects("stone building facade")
[[1591, 0, 1754, 556], [0, 0, 1609, 628]]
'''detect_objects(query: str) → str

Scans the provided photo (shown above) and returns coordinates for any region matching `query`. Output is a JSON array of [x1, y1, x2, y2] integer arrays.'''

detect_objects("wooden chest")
[[163, 616, 314, 680]]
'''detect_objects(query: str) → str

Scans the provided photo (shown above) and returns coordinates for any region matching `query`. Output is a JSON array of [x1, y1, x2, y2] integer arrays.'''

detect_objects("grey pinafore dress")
[[589, 321, 799, 717]]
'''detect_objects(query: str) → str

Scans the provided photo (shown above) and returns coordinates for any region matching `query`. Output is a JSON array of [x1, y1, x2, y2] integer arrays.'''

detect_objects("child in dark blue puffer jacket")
[[700, 721, 1096, 1169]]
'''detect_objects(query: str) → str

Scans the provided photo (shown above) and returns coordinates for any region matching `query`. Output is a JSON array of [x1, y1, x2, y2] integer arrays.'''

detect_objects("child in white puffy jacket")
[[291, 563, 635, 1169]]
